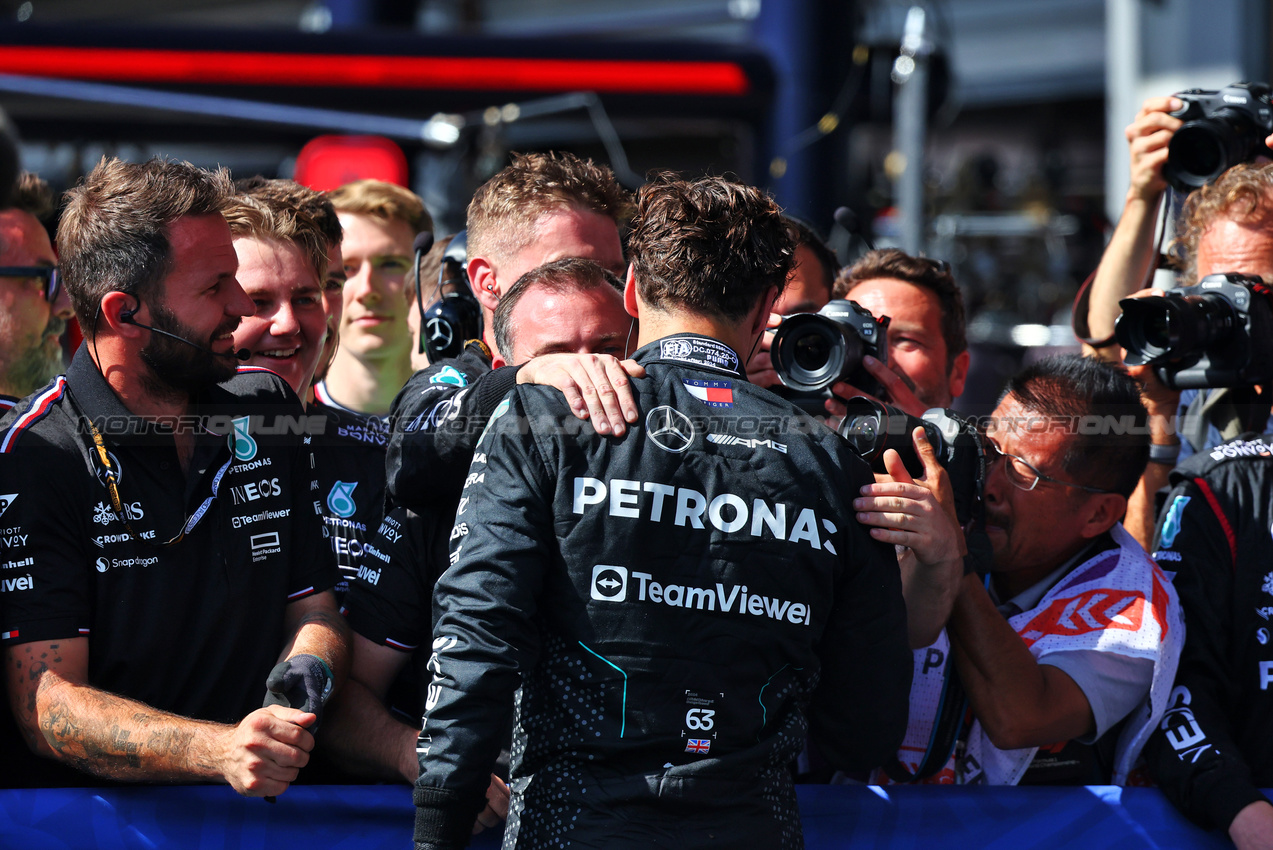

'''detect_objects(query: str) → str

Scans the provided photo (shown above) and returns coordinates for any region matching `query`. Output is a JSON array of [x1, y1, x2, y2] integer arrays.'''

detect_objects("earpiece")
[[119, 306, 138, 324]]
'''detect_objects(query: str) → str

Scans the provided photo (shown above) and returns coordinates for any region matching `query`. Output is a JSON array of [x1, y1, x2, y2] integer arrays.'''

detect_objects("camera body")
[[1164, 82, 1273, 191], [837, 397, 986, 528], [771, 299, 890, 400], [1116, 273, 1273, 389]]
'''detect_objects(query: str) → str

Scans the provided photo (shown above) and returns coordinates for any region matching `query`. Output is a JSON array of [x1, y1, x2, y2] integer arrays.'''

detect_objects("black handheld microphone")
[[413, 232, 435, 355], [834, 206, 877, 251], [120, 309, 251, 361]]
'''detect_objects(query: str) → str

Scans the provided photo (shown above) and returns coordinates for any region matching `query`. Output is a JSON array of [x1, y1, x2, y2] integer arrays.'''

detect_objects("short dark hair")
[[628, 174, 793, 321], [1000, 355, 1148, 498], [836, 248, 968, 370], [493, 257, 623, 360], [8, 172, 54, 222], [58, 157, 234, 334], [784, 215, 837, 296]]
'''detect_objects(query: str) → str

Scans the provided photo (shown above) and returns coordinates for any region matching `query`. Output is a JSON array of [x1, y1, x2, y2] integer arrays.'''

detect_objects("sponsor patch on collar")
[[659, 337, 740, 373]]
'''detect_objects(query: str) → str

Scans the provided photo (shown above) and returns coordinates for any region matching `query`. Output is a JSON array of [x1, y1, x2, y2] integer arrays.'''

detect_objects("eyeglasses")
[[0, 265, 59, 302], [984, 438, 1114, 494]]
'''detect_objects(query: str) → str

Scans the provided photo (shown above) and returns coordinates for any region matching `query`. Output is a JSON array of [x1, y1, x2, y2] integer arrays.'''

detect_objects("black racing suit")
[[385, 341, 519, 517], [413, 333, 912, 850], [1142, 434, 1273, 830]]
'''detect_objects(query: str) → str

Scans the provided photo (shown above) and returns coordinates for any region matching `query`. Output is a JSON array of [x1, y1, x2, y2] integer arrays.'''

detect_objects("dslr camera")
[[1164, 82, 1273, 191], [771, 299, 890, 406], [1116, 273, 1273, 389], [837, 398, 986, 530]]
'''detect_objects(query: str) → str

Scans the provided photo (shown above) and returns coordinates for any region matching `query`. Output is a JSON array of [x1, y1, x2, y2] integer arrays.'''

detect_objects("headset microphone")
[[834, 206, 877, 252], [413, 231, 436, 355], [119, 310, 250, 361]]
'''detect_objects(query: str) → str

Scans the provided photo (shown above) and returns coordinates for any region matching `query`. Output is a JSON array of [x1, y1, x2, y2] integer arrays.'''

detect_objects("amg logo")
[[572, 477, 836, 553], [707, 433, 787, 453]]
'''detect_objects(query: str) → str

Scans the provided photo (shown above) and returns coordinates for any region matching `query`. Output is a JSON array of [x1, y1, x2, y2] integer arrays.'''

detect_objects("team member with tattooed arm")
[[0, 158, 348, 794]]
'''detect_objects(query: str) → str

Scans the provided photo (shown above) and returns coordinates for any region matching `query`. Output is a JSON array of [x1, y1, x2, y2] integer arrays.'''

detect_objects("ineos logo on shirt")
[[591, 564, 628, 601], [231, 478, 282, 505], [645, 406, 695, 454]]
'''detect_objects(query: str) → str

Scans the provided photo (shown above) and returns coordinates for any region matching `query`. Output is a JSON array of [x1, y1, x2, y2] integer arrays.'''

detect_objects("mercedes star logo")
[[427, 318, 454, 350], [646, 405, 695, 453]]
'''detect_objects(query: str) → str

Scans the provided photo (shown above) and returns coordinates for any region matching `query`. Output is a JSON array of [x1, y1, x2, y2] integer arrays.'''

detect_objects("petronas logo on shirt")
[[231, 416, 258, 462], [327, 481, 358, 519]]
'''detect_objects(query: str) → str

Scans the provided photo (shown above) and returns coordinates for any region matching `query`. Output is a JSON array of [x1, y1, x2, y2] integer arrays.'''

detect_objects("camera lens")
[[1117, 293, 1238, 365], [840, 413, 881, 455], [1167, 111, 1261, 190], [1142, 312, 1173, 352], [793, 331, 832, 372], [771, 313, 851, 392]]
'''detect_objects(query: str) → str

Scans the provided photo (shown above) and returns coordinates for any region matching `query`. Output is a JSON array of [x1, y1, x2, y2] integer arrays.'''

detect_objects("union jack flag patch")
[[685, 738, 711, 754]]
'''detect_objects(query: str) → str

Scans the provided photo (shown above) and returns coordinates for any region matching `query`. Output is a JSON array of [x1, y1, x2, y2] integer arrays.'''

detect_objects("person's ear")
[[469, 258, 500, 312], [1080, 492, 1127, 539], [623, 265, 640, 319], [100, 291, 144, 337]]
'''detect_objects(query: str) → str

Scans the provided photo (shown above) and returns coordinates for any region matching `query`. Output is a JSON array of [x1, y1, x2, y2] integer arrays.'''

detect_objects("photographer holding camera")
[[1077, 89, 1273, 547], [855, 355, 1183, 786], [755, 248, 968, 423]]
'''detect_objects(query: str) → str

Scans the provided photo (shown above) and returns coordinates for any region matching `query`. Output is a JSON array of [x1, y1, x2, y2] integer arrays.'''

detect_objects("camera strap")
[[882, 650, 969, 783]]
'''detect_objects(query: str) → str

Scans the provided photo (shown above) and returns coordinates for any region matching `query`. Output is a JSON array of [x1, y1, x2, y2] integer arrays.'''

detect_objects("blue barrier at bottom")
[[0, 784, 1260, 848]]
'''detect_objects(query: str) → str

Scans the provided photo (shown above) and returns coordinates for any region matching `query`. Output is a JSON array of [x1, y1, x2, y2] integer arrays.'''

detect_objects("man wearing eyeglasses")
[[857, 354, 1183, 786], [0, 172, 72, 407]]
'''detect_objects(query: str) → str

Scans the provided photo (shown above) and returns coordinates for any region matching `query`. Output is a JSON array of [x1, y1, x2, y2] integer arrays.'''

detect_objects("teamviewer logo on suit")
[[591, 565, 628, 602]]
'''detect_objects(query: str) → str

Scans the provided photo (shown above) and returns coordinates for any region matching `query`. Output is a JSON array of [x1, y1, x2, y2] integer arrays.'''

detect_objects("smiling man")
[[0, 173, 74, 405], [857, 355, 1182, 786], [225, 192, 329, 396], [0, 158, 347, 793]]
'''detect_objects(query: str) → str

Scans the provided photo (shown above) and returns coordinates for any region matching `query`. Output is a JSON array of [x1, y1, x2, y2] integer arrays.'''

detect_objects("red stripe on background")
[[0, 46, 750, 96], [1193, 477, 1237, 571]]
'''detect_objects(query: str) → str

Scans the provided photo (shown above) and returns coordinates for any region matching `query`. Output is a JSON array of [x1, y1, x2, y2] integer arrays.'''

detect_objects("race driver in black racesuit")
[[413, 175, 914, 850]]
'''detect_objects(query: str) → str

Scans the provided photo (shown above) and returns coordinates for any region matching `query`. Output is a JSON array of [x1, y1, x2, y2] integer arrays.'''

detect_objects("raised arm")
[[1081, 96, 1182, 355]]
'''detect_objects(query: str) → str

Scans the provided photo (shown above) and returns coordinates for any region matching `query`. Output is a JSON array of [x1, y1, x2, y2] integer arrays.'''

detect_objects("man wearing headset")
[[386, 151, 642, 519], [0, 158, 348, 794]]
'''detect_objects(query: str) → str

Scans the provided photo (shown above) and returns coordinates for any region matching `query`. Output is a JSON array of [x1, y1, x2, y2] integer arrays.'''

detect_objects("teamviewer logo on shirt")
[[591, 565, 628, 602]]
